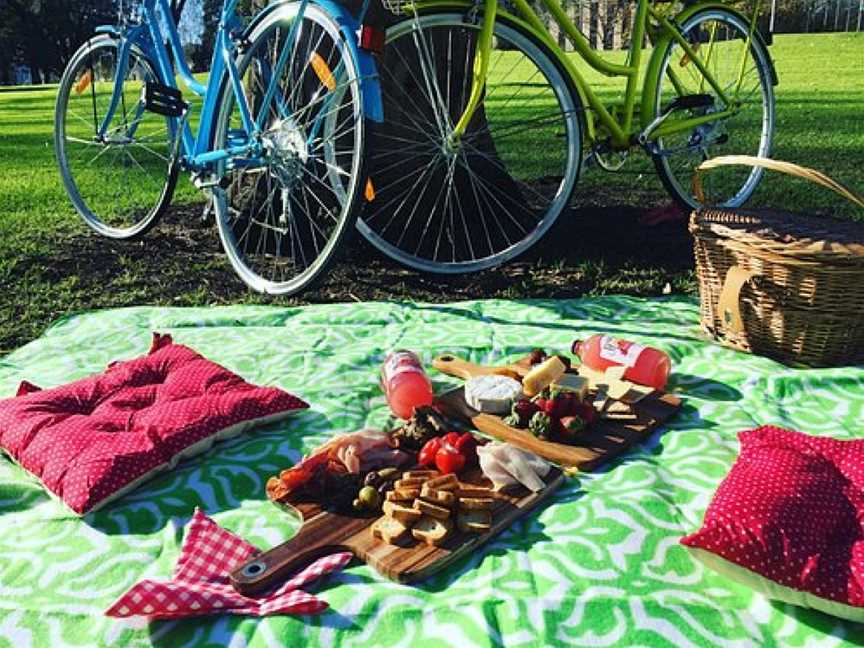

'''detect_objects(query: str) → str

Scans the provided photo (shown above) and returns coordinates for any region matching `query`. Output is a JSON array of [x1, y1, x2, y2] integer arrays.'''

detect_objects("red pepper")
[[418, 437, 442, 467], [435, 442, 466, 474], [454, 432, 478, 466], [444, 431, 461, 446]]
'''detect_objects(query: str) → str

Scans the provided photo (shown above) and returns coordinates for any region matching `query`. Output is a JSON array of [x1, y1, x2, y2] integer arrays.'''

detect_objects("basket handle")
[[717, 265, 756, 335], [693, 155, 864, 209]]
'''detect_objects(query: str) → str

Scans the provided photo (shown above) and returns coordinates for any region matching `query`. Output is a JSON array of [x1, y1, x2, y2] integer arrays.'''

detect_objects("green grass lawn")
[[0, 31, 862, 353]]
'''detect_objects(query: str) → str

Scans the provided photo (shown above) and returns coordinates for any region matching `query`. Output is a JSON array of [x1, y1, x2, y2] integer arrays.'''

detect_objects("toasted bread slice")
[[411, 515, 453, 546], [457, 510, 492, 534], [394, 477, 426, 490], [415, 498, 451, 520], [456, 484, 495, 499], [372, 516, 410, 544], [420, 484, 456, 507], [458, 497, 495, 511], [402, 470, 439, 480], [382, 501, 422, 525], [426, 473, 459, 491], [386, 487, 421, 503]]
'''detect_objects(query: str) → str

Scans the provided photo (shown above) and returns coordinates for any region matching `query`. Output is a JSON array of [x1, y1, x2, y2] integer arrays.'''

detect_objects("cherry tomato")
[[419, 437, 442, 467], [444, 431, 461, 445], [435, 444, 466, 474]]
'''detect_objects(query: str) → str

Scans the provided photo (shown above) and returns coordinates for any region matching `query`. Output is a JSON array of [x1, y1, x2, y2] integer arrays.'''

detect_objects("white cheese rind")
[[464, 375, 523, 414]]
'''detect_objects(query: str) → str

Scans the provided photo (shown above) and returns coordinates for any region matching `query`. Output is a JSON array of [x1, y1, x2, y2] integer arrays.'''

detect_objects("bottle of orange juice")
[[572, 335, 671, 391], [381, 350, 433, 419]]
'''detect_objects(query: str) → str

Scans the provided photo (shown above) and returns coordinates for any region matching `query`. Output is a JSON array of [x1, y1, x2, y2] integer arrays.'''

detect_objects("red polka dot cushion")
[[681, 425, 864, 622], [0, 333, 308, 515]]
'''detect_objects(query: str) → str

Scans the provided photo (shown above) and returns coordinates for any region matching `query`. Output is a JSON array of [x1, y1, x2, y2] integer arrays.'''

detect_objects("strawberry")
[[546, 392, 570, 419], [512, 399, 540, 427], [556, 415, 586, 444], [575, 402, 596, 424]]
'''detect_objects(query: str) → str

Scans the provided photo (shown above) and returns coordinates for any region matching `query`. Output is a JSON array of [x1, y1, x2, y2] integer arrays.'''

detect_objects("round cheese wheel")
[[464, 375, 523, 414]]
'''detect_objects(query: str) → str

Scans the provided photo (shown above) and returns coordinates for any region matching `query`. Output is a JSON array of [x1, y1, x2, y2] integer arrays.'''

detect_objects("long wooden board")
[[433, 354, 682, 470], [230, 468, 564, 594]]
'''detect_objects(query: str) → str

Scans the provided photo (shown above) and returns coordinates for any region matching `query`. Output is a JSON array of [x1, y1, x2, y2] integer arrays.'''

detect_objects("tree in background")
[[0, 0, 210, 84], [0, 0, 114, 83]]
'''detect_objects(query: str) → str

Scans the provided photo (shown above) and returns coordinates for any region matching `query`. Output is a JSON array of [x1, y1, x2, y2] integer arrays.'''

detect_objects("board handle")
[[230, 515, 355, 595], [433, 354, 521, 380]]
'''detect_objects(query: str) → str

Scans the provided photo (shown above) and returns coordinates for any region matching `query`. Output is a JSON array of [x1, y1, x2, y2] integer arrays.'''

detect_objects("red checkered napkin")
[[106, 509, 352, 619]]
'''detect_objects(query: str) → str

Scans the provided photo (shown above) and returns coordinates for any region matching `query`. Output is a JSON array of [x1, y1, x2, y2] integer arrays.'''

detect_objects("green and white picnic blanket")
[[1, 296, 863, 647]]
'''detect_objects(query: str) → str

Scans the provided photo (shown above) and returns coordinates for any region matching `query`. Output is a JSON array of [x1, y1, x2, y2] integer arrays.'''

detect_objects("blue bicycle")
[[54, 0, 384, 294]]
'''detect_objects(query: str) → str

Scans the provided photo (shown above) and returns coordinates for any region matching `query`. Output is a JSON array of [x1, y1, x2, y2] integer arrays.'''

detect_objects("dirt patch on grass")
[[4, 190, 696, 353]]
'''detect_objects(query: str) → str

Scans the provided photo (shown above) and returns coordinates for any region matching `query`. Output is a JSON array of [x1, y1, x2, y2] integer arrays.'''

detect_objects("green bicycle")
[[358, 0, 777, 273]]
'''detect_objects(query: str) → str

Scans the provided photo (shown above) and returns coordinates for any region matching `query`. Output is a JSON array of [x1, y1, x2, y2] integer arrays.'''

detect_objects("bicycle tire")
[[356, 12, 583, 274], [54, 35, 178, 240], [650, 9, 775, 210], [211, 2, 368, 295]]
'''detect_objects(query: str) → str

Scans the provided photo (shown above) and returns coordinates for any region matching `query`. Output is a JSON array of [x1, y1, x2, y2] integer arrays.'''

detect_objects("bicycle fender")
[[317, 0, 384, 123], [641, 3, 777, 129], [244, 0, 383, 123], [94, 25, 121, 38]]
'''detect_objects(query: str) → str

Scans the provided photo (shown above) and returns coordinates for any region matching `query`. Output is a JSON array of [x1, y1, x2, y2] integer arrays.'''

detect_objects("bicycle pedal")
[[141, 81, 189, 117], [664, 93, 714, 113]]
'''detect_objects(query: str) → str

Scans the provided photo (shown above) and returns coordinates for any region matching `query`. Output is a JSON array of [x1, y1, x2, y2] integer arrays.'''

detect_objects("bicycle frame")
[[95, 0, 384, 174], [419, 0, 762, 150]]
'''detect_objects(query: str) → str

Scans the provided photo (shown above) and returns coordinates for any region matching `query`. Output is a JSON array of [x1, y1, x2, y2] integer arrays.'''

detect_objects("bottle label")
[[383, 350, 424, 381], [597, 336, 645, 368]]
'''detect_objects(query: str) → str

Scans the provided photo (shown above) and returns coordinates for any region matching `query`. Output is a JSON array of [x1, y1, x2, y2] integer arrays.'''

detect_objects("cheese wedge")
[[522, 356, 566, 397], [551, 374, 589, 401], [465, 375, 523, 414]]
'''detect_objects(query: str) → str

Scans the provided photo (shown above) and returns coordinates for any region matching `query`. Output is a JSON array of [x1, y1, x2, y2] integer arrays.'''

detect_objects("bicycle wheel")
[[211, 2, 367, 295], [357, 13, 582, 274], [651, 9, 775, 209], [55, 35, 178, 239]]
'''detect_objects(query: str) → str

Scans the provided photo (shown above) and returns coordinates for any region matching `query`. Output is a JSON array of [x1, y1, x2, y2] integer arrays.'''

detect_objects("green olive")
[[358, 485, 381, 509], [377, 467, 399, 480]]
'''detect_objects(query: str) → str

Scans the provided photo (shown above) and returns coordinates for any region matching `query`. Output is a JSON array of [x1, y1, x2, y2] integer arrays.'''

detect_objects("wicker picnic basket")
[[689, 155, 864, 367]]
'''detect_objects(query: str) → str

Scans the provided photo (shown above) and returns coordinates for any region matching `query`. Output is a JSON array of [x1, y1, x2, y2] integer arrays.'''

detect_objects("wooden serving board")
[[230, 468, 564, 594], [433, 354, 682, 470]]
